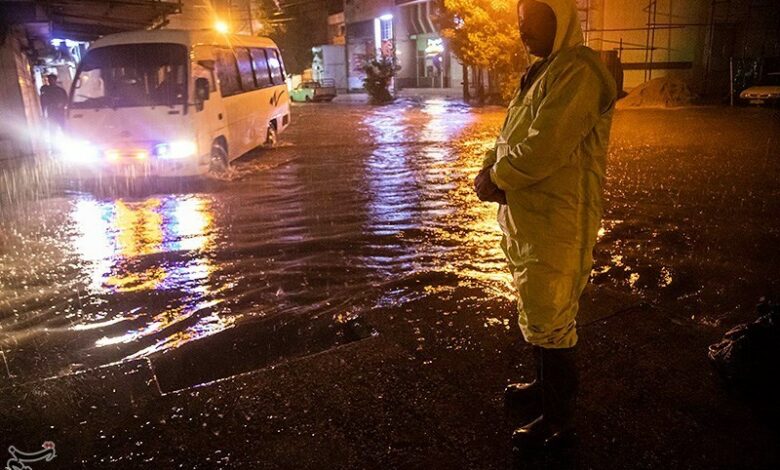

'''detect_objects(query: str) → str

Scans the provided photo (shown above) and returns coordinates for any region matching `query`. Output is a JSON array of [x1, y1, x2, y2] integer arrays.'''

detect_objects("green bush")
[[362, 56, 400, 104]]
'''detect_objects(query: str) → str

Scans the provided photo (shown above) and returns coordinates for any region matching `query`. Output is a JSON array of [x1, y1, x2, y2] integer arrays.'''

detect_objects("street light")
[[214, 19, 229, 34]]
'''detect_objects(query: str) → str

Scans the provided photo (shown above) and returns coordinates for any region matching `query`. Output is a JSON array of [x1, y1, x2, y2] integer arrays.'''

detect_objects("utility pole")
[[248, 1, 254, 35]]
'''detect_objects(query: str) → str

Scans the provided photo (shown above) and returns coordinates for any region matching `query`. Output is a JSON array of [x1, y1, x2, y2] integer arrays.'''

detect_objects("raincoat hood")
[[536, 0, 584, 55]]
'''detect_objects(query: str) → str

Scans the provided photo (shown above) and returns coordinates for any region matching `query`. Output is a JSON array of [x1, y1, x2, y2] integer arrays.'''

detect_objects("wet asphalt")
[[1, 100, 779, 468]]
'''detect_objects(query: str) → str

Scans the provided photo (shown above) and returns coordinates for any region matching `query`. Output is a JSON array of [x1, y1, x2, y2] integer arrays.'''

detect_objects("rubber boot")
[[504, 345, 542, 408], [511, 346, 579, 453]]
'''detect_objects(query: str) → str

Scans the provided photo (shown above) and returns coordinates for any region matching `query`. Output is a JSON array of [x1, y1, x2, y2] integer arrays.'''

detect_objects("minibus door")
[[193, 58, 227, 156]]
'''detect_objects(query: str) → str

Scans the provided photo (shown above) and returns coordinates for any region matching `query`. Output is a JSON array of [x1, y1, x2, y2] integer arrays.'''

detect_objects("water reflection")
[[72, 198, 115, 290], [68, 194, 234, 356], [420, 99, 473, 143], [363, 107, 417, 236], [4, 100, 520, 378], [592, 218, 676, 293], [422, 101, 512, 298], [362, 99, 513, 301]]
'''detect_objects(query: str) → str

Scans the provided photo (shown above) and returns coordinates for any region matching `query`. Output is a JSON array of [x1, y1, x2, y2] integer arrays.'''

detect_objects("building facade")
[[339, 0, 779, 96], [580, 0, 780, 92], [344, 0, 463, 92], [393, 0, 463, 90], [0, 25, 45, 161], [0, 0, 180, 162]]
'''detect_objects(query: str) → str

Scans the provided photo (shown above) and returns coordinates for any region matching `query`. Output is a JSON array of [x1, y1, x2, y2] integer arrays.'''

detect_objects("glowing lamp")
[[214, 20, 229, 34], [154, 140, 197, 160], [105, 149, 120, 162], [58, 137, 100, 163]]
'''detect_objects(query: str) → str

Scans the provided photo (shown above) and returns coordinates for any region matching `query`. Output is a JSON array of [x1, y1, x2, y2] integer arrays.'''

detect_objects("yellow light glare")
[[214, 20, 229, 34], [106, 149, 120, 161], [135, 151, 148, 160]]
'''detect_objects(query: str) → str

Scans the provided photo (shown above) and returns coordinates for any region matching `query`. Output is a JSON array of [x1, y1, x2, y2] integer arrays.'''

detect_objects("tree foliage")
[[434, 0, 528, 101], [259, 0, 330, 74], [248, 0, 287, 37]]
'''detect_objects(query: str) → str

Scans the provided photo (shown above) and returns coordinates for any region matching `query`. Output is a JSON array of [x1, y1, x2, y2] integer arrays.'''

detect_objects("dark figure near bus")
[[40, 73, 69, 134]]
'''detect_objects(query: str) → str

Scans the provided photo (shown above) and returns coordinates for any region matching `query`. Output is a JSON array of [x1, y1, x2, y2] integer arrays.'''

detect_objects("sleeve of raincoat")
[[481, 147, 497, 169], [490, 62, 601, 190]]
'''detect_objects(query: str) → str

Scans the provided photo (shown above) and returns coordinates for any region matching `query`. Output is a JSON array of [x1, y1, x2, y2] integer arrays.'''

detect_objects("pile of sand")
[[617, 75, 696, 109]]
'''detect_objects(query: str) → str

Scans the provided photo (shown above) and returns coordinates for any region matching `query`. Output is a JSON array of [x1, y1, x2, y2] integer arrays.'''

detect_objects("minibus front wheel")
[[209, 141, 229, 175]]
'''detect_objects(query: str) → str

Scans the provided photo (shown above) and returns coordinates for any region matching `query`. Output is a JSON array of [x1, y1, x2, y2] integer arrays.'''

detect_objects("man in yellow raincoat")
[[474, 0, 616, 451]]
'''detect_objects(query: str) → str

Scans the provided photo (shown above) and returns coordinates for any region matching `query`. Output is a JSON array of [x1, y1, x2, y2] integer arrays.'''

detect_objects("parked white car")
[[739, 72, 780, 105]]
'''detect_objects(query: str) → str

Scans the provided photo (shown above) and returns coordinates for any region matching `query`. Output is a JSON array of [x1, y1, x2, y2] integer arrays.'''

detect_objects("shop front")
[[394, 0, 462, 90]]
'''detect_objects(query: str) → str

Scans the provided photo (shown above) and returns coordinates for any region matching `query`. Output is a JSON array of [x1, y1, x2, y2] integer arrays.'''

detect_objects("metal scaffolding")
[[573, 0, 778, 95], [582, 0, 701, 77]]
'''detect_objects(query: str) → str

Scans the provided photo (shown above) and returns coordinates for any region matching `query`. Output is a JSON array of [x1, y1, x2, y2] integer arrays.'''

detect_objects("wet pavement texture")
[[1, 100, 779, 469], [0, 99, 509, 384]]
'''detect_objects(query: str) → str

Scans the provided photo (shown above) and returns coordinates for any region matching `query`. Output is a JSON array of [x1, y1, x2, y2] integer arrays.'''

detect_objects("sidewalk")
[[2, 283, 777, 468], [396, 87, 464, 100], [331, 87, 465, 105], [332, 92, 369, 104]]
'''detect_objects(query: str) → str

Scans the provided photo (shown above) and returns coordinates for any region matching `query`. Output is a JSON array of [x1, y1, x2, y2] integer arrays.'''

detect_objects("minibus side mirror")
[[195, 77, 210, 110]]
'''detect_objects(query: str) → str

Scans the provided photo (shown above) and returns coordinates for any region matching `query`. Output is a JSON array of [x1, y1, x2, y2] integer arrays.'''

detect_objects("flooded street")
[[2, 101, 779, 383], [1, 99, 513, 386], [1, 100, 779, 468]]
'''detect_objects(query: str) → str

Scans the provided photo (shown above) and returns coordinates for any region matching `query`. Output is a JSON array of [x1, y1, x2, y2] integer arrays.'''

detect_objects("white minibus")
[[62, 29, 291, 176]]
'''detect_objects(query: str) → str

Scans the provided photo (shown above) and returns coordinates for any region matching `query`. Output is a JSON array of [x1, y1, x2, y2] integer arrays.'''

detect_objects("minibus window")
[[250, 48, 272, 88], [215, 48, 242, 97], [275, 49, 286, 77], [70, 43, 187, 109], [267, 49, 284, 85], [236, 48, 256, 92]]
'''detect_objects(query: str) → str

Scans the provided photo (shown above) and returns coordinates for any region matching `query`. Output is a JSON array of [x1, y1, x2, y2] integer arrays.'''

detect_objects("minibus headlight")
[[155, 140, 197, 160], [59, 137, 100, 163]]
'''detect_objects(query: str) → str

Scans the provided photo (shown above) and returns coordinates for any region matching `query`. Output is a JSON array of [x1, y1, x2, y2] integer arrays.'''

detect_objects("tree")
[[253, 0, 331, 74], [363, 56, 400, 104], [433, 0, 528, 102]]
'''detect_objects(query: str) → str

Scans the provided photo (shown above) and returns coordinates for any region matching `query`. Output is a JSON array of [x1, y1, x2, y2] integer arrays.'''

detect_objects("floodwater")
[[0, 99, 513, 386], [1, 100, 778, 388]]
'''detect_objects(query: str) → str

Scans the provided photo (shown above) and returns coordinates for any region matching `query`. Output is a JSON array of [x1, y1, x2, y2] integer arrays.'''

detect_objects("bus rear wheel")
[[265, 122, 278, 147]]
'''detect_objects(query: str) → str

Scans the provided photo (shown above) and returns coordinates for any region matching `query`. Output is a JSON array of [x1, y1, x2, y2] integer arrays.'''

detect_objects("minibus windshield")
[[71, 43, 188, 109]]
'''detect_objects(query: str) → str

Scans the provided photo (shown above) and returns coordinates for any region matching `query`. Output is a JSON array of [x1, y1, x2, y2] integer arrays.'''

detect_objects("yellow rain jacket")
[[484, 0, 616, 348]]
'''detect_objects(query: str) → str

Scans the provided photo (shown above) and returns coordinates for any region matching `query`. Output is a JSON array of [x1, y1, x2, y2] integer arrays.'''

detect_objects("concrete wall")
[[313, 44, 348, 91], [344, 0, 394, 25], [328, 12, 346, 45], [583, 0, 708, 89], [0, 27, 43, 161]]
